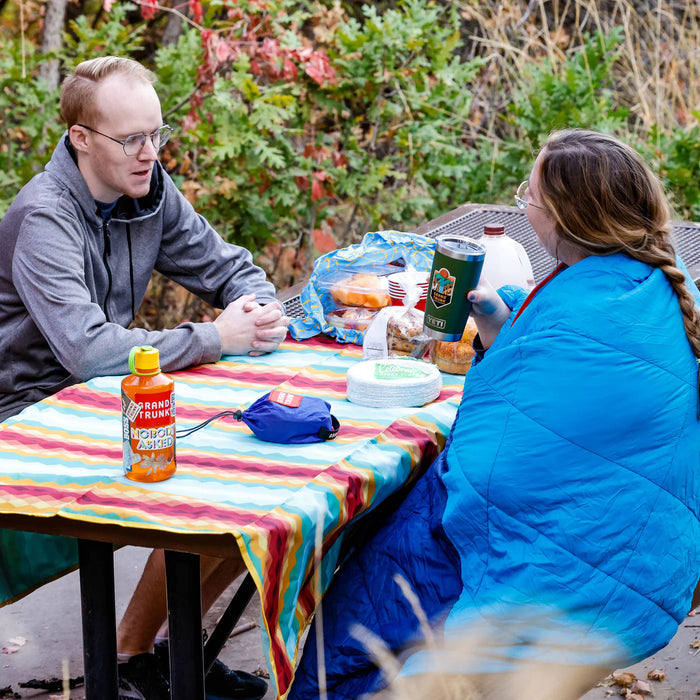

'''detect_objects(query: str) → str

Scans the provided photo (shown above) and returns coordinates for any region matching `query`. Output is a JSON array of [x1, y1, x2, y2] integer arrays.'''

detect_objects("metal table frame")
[[0, 511, 254, 700], [414, 203, 700, 284], [77, 542, 212, 700]]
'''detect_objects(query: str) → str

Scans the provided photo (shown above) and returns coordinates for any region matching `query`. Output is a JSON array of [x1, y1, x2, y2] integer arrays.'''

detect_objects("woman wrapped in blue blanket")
[[288, 130, 700, 700]]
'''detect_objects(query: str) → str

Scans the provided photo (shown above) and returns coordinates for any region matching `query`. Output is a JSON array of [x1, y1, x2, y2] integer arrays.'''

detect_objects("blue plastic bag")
[[288, 231, 436, 344]]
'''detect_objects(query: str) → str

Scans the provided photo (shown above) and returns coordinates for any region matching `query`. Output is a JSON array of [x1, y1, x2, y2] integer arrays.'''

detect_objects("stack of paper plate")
[[346, 358, 442, 407]]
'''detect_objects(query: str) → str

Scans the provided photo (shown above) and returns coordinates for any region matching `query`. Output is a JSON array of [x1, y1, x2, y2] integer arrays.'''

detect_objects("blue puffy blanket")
[[289, 253, 700, 699], [440, 253, 700, 667]]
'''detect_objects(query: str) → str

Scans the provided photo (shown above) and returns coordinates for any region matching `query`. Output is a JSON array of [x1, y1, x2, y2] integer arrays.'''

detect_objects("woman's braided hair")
[[537, 129, 700, 359]]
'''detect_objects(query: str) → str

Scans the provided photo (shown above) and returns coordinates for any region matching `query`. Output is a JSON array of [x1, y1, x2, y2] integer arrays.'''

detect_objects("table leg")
[[165, 550, 205, 700], [203, 572, 256, 673], [78, 539, 118, 700]]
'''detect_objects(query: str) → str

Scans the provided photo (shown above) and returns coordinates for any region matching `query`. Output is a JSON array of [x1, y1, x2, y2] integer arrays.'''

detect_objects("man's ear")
[[68, 124, 90, 154]]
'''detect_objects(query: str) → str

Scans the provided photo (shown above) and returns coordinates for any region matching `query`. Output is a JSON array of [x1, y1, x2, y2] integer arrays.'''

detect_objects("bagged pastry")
[[362, 286, 431, 360], [287, 230, 436, 345]]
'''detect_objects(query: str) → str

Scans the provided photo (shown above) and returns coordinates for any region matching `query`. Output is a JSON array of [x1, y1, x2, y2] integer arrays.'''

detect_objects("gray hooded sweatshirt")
[[0, 134, 278, 421]]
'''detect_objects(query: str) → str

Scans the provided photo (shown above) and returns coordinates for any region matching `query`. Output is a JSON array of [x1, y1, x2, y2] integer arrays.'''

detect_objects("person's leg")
[[289, 461, 462, 700], [115, 550, 171, 700], [117, 548, 168, 655], [200, 554, 247, 617], [117, 549, 246, 653]]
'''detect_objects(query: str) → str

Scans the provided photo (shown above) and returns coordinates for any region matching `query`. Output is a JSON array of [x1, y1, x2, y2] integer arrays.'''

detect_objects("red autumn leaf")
[[257, 171, 271, 196], [139, 0, 158, 20], [259, 37, 281, 61], [280, 58, 298, 81], [189, 0, 203, 24], [311, 179, 326, 202], [293, 47, 313, 61], [215, 38, 233, 63], [303, 51, 337, 86], [332, 150, 347, 167], [312, 226, 337, 254]]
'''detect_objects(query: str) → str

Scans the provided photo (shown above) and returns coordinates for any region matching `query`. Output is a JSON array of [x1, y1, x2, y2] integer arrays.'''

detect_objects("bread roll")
[[431, 317, 478, 374]]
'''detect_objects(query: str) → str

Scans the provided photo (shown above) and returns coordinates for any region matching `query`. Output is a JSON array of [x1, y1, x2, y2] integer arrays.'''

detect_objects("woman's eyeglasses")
[[78, 124, 173, 156], [514, 180, 543, 210]]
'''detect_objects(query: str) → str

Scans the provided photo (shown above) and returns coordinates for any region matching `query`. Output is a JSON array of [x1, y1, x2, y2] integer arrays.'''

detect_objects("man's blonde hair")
[[60, 56, 156, 128]]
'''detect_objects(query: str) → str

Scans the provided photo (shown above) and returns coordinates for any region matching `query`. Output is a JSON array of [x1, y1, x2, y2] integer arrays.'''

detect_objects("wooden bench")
[[278, 204, 700, 316]]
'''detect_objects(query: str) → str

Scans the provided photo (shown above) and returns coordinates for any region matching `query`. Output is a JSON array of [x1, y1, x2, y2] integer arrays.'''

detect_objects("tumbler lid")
[[434, 235, 485, 262]]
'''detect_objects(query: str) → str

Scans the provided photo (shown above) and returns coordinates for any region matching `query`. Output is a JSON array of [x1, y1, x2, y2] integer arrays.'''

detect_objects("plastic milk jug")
[[477, 223, 535, 290], [121, 345, 176, 482]]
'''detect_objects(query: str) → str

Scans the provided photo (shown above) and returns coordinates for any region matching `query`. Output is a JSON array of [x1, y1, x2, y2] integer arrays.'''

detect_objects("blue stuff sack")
[[237, 390, 339, 444], [287, 230, 436, 344]]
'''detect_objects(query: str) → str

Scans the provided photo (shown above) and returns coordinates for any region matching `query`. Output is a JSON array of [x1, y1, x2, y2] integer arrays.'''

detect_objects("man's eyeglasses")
[[514, 180, 543, 210], [78, 124, 173, 156]]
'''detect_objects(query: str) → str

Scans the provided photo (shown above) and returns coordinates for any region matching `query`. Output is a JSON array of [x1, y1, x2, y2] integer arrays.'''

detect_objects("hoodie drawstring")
[[102, 222, 113, 323], [126, 223, 135, 320]]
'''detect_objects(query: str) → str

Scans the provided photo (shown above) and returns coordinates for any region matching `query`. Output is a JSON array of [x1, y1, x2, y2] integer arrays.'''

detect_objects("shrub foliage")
[[1, 0, 699, 300]]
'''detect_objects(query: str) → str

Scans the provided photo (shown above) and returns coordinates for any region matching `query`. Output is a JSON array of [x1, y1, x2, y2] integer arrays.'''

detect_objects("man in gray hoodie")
[[0, 56, 289, 700]]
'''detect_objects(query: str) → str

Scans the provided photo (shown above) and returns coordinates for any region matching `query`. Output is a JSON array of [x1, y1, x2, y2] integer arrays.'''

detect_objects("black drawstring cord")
[[102, 222, 113, 322], [176, 410, 243, 439], [126, 223, 135, 319]]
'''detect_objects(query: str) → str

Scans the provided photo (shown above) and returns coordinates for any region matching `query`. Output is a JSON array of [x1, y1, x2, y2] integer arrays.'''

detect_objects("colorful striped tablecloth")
[[0, 337, 465, 697]]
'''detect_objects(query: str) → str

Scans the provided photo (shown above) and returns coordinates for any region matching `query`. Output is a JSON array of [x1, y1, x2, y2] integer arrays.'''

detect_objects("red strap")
[[511, 263, 567, 326]]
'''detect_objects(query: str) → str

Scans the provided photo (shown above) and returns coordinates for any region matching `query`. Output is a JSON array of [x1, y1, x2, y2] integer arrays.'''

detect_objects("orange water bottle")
[[121, 345, 176, 482]]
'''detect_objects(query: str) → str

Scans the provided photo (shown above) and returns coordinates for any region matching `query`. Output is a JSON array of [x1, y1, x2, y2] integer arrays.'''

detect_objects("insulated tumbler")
[[423, 236, 485, 341]]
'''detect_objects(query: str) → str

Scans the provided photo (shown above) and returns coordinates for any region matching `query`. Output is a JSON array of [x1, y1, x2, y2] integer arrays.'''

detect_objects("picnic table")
[[0, 336, 466, 698]]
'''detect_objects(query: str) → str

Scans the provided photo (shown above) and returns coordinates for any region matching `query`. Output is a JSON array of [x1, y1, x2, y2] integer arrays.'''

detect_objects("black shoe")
[[205, 658, 268, 700], [154, 639, 268, 700], [118, 652, 170, 700]]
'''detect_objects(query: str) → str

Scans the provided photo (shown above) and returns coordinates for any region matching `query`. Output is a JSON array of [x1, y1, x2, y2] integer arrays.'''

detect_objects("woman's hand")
[[467, 278, 511, 350]]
